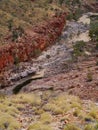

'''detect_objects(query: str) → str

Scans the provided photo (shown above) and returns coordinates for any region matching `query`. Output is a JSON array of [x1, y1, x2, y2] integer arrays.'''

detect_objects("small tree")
[[12, 30, 19, 42], [58, 0, 64, 5], [8, 19, 13, 31], [12, 26, 24, 42]]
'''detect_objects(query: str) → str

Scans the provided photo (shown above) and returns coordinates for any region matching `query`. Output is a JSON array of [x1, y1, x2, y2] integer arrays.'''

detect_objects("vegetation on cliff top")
[[0, 0, 64, 45], [0, 0, 96, 45]]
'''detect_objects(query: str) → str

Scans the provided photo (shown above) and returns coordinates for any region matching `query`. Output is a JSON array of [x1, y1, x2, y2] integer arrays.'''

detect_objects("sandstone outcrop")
[[0, 13, 66, 72]]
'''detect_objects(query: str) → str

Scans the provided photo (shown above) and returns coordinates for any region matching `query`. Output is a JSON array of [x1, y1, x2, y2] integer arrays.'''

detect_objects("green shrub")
[[89, 21, 98, 41], [73, 9, 83, 21], [67, 13, 74, 20], [73, 41, 86, 57], [47, 0, 53, 3], [58, 0, 64, 5], [87, 71, 93, 82], [12, 26, 24, 42], [95, 42, 98, 50]]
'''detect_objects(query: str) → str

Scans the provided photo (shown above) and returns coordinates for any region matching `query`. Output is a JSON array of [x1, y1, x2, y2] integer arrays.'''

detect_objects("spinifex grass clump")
[[43, 93, 82, 115], [84, 124, 98, 130], [0, 91, 98, 130], [40, 112, 52, 123], [64, 124, 81, 130], [0, 113, 21, 130], [28, 122, 53, 130]]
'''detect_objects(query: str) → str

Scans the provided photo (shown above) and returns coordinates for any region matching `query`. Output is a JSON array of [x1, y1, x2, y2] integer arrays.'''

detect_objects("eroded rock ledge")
[[0, 13, 66, 71]]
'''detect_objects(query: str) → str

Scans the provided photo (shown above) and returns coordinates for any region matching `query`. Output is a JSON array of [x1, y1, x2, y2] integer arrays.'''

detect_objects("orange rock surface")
[[0, 13, 66, 71]]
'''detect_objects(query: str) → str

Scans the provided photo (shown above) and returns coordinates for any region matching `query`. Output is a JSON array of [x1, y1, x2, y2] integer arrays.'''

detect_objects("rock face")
[[85, 1, 98, 12], [94, 2, 98, 12], [0, 13, 66, 71]]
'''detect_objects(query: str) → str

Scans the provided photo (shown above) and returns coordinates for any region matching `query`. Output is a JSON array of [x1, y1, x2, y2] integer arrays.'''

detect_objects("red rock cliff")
[[0, 13, 66, 71]]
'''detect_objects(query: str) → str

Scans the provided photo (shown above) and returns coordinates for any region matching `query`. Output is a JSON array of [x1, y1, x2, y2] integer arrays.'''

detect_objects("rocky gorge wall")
[[0, 13, 66, 72]]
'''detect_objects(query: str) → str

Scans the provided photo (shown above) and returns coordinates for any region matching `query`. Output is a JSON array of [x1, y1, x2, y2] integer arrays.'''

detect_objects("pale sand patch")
[[71, 31, 91, 42], [78, 15, 90, 25]]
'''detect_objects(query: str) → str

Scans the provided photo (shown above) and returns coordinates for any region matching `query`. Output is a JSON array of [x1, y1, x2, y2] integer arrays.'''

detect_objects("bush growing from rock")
[[73, 41, 86, 58], [89, 21, 98, 42], [86, 71, 93, 82]]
